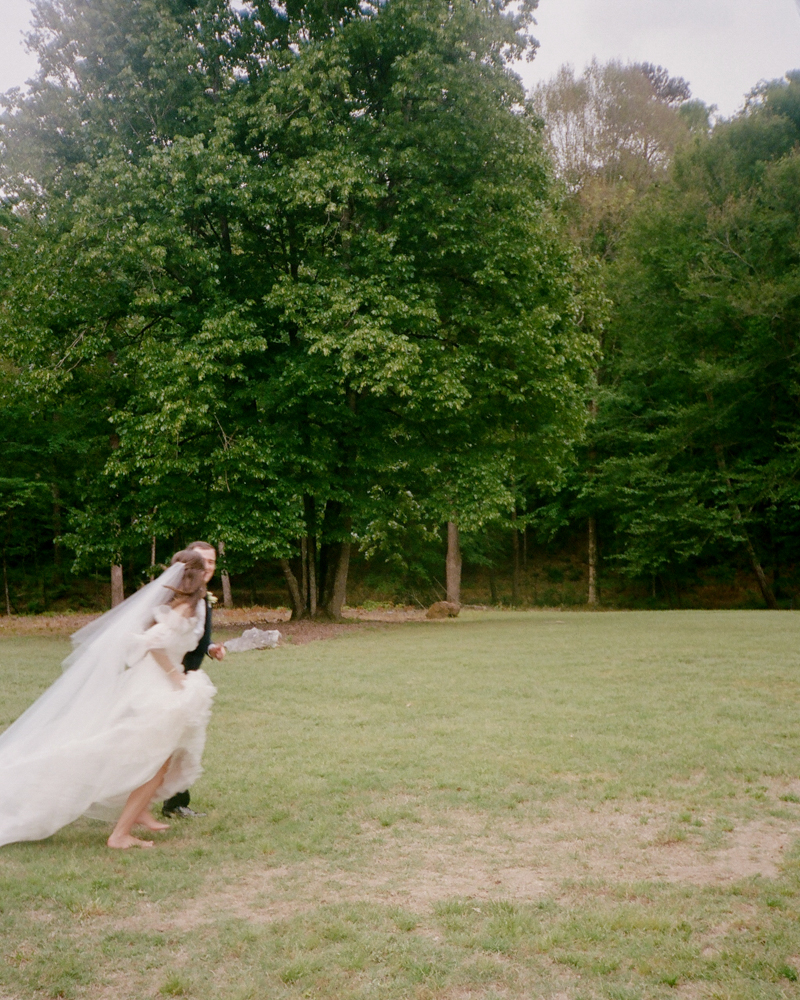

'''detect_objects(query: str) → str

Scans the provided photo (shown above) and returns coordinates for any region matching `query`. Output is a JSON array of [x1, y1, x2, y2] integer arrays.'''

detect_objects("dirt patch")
[[0, 612, 101, 639], [654, 821, 791, 883], [339, 804, 793, 904], [348, 606, 430, 622], [0, 605, 433, 641], [106, 801, 798, 935]]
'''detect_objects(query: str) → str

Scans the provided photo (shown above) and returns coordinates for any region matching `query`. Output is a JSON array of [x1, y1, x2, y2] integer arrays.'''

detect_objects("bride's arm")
[[129, 605, 192, 684], [150, 648, 185, 689]]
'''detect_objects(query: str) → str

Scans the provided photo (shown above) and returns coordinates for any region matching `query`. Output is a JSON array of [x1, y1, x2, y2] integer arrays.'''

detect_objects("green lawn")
[[2, 610, 800, 999]]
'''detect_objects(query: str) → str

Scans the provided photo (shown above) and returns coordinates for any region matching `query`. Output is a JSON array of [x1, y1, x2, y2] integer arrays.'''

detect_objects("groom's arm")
[[206, 601, 226, 661]]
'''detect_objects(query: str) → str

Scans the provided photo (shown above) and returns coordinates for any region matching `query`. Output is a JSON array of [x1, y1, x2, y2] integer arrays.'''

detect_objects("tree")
[[531, 58, 697, 256], [2, 0, 597, 617], [529, 60, 704, 603], [593, 72, 800, 606], [0, 479, 47, 615]]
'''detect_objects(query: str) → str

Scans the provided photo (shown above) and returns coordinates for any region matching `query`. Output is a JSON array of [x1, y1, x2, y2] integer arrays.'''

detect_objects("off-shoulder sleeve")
[[127, 606, 192, 665]]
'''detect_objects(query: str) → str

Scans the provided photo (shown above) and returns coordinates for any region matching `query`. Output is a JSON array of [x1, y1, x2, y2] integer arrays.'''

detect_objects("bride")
[[0, 551, 217, 850]]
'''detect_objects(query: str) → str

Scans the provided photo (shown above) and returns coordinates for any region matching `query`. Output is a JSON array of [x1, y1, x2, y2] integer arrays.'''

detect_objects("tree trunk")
[[511, 511, 520, 605], [300, 537, 308, 613], [587, 516, 598, 605], [321, 515, 352, 620], [150, 535, 157, 579], [221, 570, 233, 609], [3, 551, 11, 616], [314, 540, 334, 616], [713, 444, 777, 609], [290, 535, 319, 620], [318, 542, 331, 608], [489, 567, 498, 606], [772, 524, 781, 600], [52, 482, 62, 576], [280, 558, 304, 620], [706, 393, 777, 609], [218, 539, 233, 609], [111, 563, 124, 607], [307, 536, 317, 616], [326, 536, 352, 621], [586, 394, 599, 606], [446, 521, 461, 605], [302, 495, 317, 617], [740, 529, 777, 609]]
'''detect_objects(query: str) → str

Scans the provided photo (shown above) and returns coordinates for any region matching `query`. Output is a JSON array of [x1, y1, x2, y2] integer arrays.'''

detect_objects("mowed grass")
[[2, 610, 800, 999]]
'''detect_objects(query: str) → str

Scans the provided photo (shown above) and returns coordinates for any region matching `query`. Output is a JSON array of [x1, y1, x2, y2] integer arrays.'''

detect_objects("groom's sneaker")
[[165, 805, 207, 819]]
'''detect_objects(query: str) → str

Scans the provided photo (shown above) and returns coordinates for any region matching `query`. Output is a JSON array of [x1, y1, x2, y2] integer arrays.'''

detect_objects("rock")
[[224, 627, 281, 652], [425, 601, 460, 619]]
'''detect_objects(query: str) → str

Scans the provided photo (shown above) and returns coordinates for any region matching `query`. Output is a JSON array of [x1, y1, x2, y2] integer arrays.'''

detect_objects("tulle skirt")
[[0, 657, 216, 847]]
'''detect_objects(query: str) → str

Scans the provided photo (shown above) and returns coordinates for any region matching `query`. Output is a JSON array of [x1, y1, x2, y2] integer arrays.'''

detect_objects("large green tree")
[[1, 0, 596, 615]]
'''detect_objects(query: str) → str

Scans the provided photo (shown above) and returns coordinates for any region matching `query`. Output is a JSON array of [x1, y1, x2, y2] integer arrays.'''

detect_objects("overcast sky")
[[1, 0, 799, 117], [516, 0, 800, 116]]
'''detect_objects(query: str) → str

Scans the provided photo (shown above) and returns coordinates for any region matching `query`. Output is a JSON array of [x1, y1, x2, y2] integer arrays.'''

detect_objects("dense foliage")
[[1, 0, 597, 614], [3, 1, 799, 612], [532, 69, 800, 608]]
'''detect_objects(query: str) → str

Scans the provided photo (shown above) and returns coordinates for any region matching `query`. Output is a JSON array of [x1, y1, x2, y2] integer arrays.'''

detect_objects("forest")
[[1, 0, 799, 615]]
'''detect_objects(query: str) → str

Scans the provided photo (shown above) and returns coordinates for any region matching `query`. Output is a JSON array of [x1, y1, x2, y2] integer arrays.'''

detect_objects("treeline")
[[1, 0, 799, 614], [532, 62, 800, 610]]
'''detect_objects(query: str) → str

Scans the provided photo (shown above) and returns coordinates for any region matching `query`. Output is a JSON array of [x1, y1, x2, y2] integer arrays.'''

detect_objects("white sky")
[[516, 0, 800, 116], [0, 0, 799, 116]]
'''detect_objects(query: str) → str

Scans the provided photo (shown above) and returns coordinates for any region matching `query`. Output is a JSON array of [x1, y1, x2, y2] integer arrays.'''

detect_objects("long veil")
[[0, 563, 184, 760]]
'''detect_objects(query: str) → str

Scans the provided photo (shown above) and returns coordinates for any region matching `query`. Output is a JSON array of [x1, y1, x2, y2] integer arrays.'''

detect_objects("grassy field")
[[2, 610, 800, 1000]]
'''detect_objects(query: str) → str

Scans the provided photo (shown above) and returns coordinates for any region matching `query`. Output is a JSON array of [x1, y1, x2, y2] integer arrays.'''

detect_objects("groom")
[[162, 540, 226, 819]]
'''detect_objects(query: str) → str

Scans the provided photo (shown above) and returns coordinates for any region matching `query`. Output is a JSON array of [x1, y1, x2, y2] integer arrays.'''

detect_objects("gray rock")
[[426, 601, 460, 619], [224, 627, 281, 652]]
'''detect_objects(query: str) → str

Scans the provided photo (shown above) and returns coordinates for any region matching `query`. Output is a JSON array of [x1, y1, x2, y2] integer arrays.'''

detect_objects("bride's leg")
[[107, 759, 171, 849]]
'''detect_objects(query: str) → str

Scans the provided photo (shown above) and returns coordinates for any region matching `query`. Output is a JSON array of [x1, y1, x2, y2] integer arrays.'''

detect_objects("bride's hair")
[[167, 549, 207, 606]]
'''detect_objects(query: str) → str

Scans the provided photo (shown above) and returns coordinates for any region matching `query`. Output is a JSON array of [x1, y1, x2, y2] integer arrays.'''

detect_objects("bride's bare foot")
[[134, 809, 170, 832], [107, 833, 155, 849]]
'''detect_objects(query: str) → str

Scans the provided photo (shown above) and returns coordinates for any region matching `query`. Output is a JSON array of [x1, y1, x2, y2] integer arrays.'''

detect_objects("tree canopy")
[[592, 71, 800, 606], [5, 1, 798, 614], [1, 0, 596, 614]]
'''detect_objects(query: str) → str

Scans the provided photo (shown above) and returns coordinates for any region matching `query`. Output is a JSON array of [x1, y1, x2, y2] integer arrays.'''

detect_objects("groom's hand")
[[208, 643, 226, 661]]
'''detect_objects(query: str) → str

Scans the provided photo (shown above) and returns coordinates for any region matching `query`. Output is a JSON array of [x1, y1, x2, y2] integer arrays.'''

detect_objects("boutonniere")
[[207, 593, 219, 606]]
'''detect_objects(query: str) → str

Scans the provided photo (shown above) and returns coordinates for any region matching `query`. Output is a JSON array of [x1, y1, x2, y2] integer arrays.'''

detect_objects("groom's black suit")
[[162, 596, 213, 815], [183, 598, 213, 673]]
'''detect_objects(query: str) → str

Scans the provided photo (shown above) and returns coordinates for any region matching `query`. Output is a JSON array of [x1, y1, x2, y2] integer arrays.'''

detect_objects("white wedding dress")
[[0, 571, 217, 848]]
